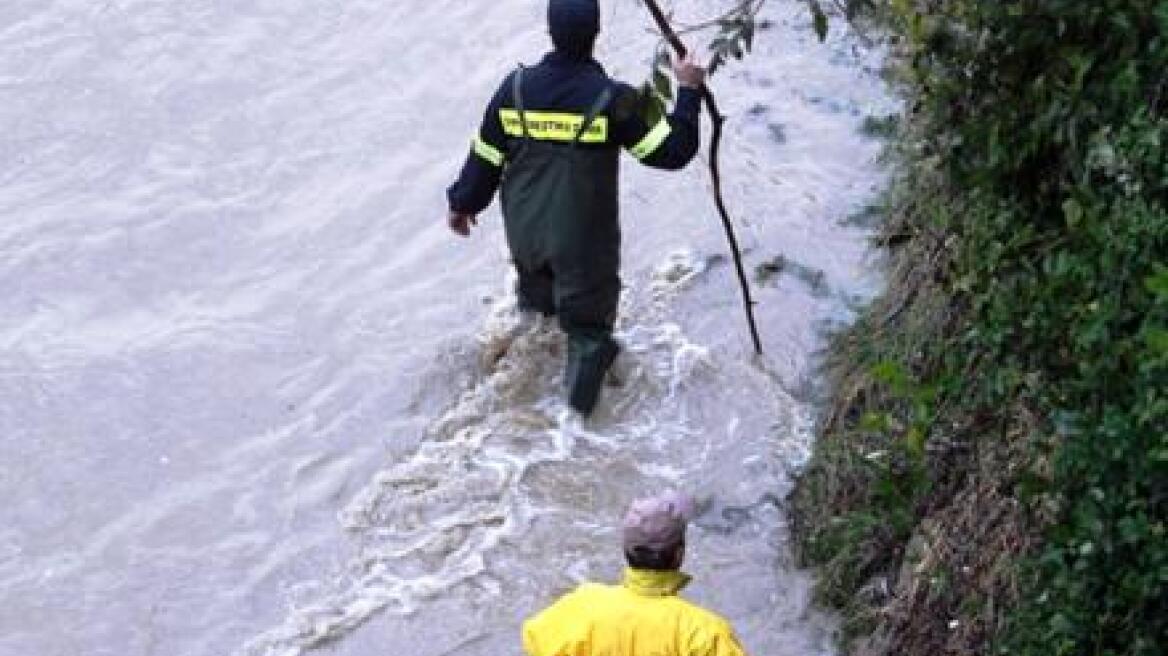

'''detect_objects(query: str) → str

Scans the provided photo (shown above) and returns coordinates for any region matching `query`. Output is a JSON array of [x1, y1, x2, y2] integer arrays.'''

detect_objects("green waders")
[[499, 67, 620, 415]]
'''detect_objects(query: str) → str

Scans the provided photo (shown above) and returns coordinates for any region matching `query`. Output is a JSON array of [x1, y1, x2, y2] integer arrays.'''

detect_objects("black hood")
[[548, 0, 600, 59]]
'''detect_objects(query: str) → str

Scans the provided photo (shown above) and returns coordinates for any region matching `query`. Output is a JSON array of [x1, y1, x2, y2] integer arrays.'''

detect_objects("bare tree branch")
[[641, 0, 764, 356]]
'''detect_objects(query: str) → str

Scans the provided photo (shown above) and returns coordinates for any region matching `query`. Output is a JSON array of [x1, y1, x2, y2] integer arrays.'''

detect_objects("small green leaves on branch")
[[637, 1, 767, 122], [707, 3, 760, 75], [807, 0, 829, 42], [638, 46, 675, 125]]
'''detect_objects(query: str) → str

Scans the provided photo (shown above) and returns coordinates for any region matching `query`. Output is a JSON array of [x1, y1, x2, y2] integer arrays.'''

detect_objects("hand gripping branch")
[[642, 0, 764, 355]]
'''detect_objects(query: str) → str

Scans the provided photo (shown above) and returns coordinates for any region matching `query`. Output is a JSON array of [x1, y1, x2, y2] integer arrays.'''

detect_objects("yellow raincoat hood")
[[522, 568, 747, 656]]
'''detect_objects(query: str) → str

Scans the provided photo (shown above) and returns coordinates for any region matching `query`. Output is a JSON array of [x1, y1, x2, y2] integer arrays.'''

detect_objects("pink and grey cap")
[[622, 491, 697, 551]]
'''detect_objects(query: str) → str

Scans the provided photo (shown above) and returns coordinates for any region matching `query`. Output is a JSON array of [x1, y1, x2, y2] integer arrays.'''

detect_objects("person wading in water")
[[446, 0, 706, 415]]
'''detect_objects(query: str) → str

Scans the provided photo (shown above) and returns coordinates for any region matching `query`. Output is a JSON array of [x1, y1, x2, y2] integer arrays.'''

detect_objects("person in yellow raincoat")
[[522, 492, 748, 656]]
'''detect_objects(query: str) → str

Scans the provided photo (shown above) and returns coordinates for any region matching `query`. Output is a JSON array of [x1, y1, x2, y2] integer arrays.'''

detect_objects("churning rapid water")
[[0, 1, 894, 655]]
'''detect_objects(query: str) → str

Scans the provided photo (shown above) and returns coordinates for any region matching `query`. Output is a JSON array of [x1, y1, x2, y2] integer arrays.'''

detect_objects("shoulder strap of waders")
[[511, 66, 532, 141], [572, 85, 613, 146]]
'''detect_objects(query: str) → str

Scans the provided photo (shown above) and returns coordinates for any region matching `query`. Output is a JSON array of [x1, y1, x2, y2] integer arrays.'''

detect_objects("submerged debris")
[[755, 255, 830, 297]]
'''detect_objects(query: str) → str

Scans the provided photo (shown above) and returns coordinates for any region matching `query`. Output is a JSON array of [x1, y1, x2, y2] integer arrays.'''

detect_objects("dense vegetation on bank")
[[790, 2, 1167, 654]]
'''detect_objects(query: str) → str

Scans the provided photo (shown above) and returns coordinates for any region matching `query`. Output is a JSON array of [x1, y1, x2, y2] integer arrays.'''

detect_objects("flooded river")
[[0, 1, 892, 654]]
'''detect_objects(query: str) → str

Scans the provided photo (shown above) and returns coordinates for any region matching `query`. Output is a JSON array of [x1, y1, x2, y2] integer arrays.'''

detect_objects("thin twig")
[[642, 0, 764, 355], [826, 0, 877, 47], [670, 0, 768, 36]]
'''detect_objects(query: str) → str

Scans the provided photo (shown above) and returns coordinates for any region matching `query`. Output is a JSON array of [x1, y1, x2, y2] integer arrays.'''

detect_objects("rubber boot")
[[564, 334, 620, 416]]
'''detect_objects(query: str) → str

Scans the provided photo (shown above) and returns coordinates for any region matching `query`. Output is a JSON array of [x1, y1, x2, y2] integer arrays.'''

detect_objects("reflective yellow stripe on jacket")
[[500, 109, 609, 144], [522, 569, 747, 656], [630, 120, 672, 160], [472, 135, 504, 167]]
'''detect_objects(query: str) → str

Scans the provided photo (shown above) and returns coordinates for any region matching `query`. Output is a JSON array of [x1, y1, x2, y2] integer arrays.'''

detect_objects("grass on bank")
[[790, 2, 1167, 655]]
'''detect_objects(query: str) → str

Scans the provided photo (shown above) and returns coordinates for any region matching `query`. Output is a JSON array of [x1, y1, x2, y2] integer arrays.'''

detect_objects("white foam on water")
[[240, 251, 731, 655]]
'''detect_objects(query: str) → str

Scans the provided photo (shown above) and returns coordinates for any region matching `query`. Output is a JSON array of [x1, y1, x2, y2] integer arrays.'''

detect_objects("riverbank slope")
[[790, 3, 1167, 655]]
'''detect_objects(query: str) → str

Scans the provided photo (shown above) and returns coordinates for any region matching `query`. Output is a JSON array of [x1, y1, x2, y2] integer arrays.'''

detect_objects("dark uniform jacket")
[[447, 51, 702, 215]]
